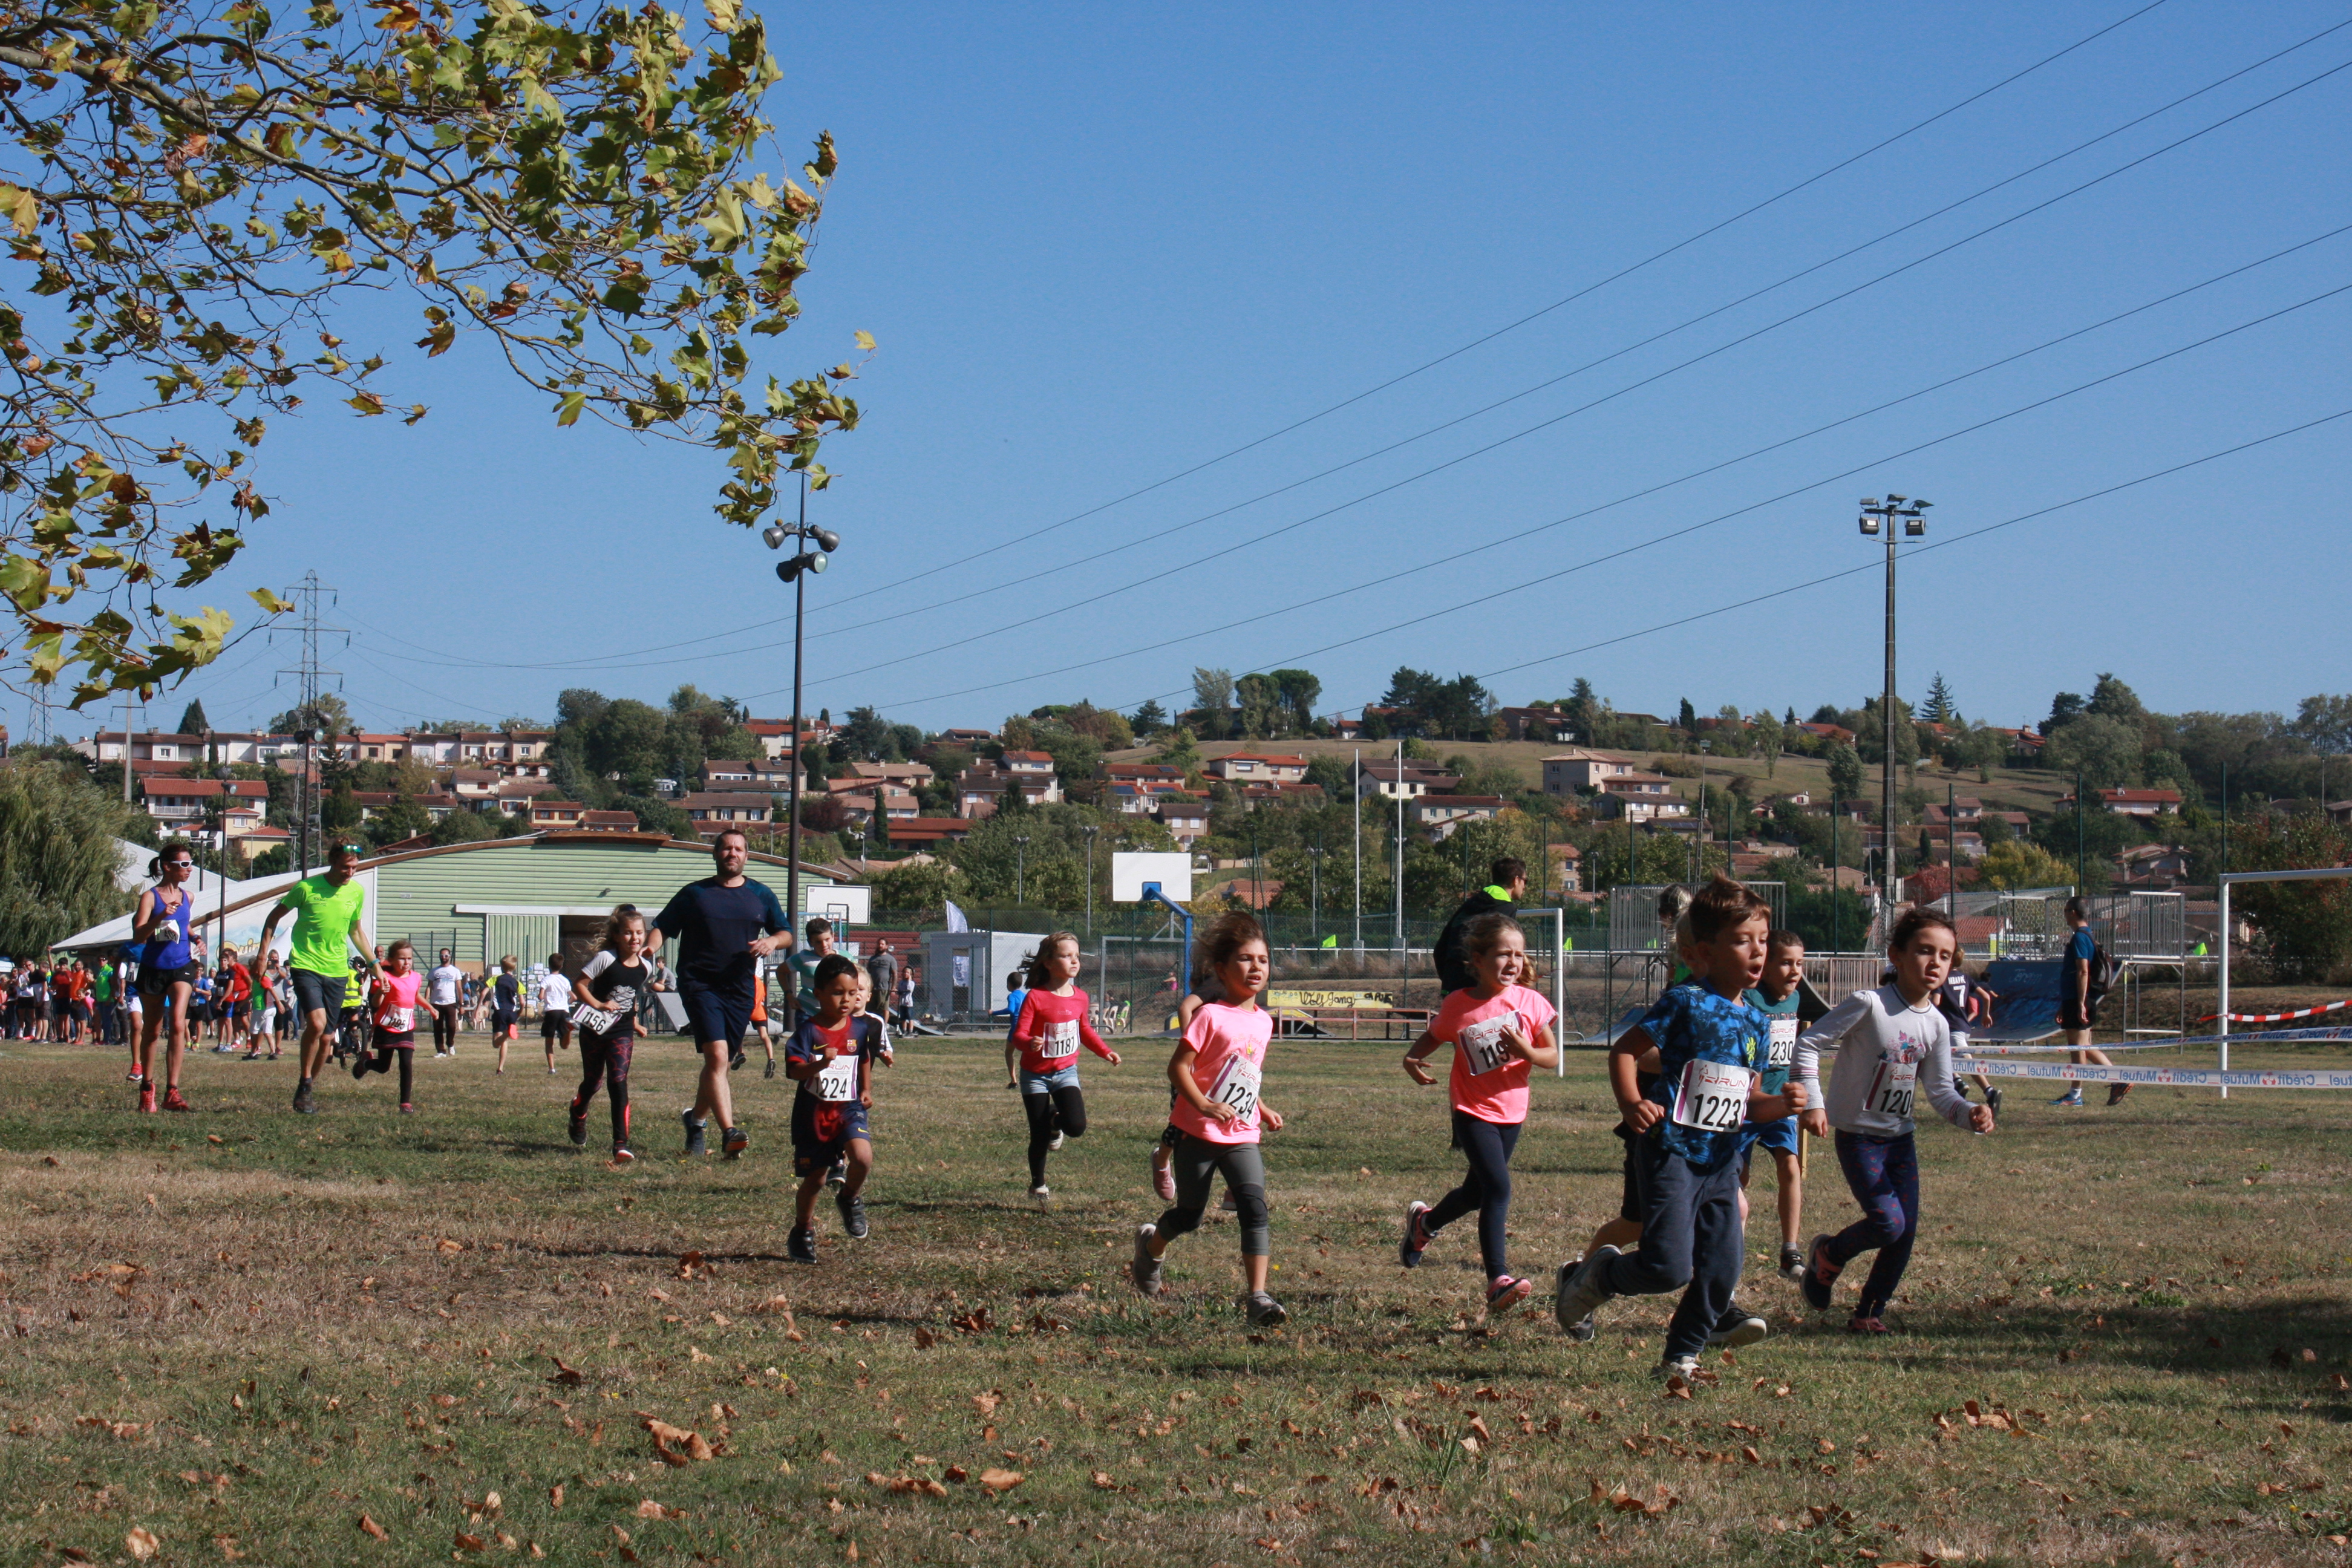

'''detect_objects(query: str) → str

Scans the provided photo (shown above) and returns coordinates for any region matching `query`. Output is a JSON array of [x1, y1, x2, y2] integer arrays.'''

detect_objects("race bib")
[[814, 1050, 861, 1102], [1869, 1056, 1918, 1122], [1671, 1057, 1749, 1133], [571, 1002, 622, 1036], [1036, 1019, 1080, 1061], [379, 1005, 414, 1033], [1767, 1015, 1798, 1070], [1457, 1012, 1521, 1076], [1207, 1052, 1262, 1124]]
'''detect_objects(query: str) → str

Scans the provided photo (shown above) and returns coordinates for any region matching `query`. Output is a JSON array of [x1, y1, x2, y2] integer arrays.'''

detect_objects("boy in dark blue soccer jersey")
[[784, 953, 884, 1263], [1554, 877, 1807, 1381]]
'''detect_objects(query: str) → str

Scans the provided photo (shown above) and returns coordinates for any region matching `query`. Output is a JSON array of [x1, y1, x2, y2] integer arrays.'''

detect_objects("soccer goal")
[[2215, 864, 2352, 1094]]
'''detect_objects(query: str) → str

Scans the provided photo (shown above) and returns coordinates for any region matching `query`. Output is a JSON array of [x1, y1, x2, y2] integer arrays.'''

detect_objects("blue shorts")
[[1018, 1062, 1081, 1096], [680, 981, 751, 1049], [1740, 1114, 1801, 1163], [791, 1096, 870, 1175]]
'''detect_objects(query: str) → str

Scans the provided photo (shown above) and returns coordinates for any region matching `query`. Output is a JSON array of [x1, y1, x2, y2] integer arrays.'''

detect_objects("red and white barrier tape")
[[2199, 997, 2352, 1024]]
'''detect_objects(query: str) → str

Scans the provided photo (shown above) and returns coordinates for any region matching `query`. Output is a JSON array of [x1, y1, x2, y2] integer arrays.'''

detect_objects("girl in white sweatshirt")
[[1793, 906, 1995, 1333]]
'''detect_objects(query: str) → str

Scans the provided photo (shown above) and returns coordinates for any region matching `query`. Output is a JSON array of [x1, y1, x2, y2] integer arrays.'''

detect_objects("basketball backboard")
[[1111, 851, 1192, 903]]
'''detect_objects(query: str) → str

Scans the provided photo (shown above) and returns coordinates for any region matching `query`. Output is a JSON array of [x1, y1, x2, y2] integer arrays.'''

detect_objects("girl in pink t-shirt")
[[1129, 913, 1289, 1327], [1398, 913, 1559, 1314], [353, 939, 426, 1112]]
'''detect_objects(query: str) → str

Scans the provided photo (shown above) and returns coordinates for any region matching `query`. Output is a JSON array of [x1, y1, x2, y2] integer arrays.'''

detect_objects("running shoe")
[[1151, 1153, 1176, 1203], [1029, 1185, 1051, 1210], [2106, 1082, 2131, 1106], [1553, 1244, 1618, 1337], [1706, 1302, 1768, 1349], [293, 1080, 318, 1115], [1847, 1315, 1890, 1336], [1399, 1200, 1432, 1269], [567, 1104, 589, 1148], [350, 1052, 371, 1081], [787, 1226, 817, 1264], [1800, 1233, 1840, 1311], [826, 1156, 846, 1189], [2050, 1088, 2083, 1106], [1778, 1244, 1806, 1282], [1047, 1131, 1065, 1152], [1242, 1291, 1287, 1327], [1985, 1086, 2003, 1116], [1485, 1276, 1533, 1316], [837, 1189, 869, 1240], [126, 1069, 144, 1082], [729, 1047, 746, 1072], [1130, 1225, 1163, 1297], [764, 1058, 777, 1080], [611, 1145, 635, 1166], [721, 1126, 749, 1160], [1652, 1353, 1700, 1383], [241, 1051, 260, 1062], [137, 1083, 157, 1114], [398, 1102, 416, 1114], [162, 1087, 191, 1114], [681, 1111, 708, 1157]]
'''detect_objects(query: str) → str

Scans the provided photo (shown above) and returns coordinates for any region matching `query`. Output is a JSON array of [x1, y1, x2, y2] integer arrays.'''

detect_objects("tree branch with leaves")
[[0, 0, 863, 708]]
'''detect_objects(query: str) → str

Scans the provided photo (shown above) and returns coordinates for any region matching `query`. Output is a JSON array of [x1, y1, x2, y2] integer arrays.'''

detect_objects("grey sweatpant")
[[1154, 1133, 1270, 1257]]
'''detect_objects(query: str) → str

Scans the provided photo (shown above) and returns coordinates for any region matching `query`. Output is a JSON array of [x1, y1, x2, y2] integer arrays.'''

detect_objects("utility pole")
[[1082, 824, 1099, 936], [1351, 746, 1362, 953], [765, 471, 841, 944], [1307, 843, 1325, 944], [1858, 495, 1928, 906], [1014, 836, 1029, 905], [118, 693, 137, 803], [1393, 740, 1405, 979], [2074, 770, 2085, 892], [275, 570, 342, 878]]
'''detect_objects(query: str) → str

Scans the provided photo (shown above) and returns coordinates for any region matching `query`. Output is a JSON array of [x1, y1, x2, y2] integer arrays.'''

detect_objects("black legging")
[[1022, 1086, 1087, 1187], [1424, 1109, 1520, 1281], [431, 1002, 460, 1052], [574, 1030, 634, 1146], [366, 1043, 415, 1101]]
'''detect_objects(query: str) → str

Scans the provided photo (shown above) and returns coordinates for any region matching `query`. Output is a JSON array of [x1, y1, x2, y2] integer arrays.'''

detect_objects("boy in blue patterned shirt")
[[1554, 878, 1806, 1380]]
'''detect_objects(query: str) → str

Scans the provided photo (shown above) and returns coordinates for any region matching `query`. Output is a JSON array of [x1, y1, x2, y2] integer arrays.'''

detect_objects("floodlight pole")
[[1351, 746, 1362, 953], [1393, 740, 1405, 982], [1858, 495, 1928, 907], [1082, 825, 1099, 936], [1140, 881, 1192, 1028]]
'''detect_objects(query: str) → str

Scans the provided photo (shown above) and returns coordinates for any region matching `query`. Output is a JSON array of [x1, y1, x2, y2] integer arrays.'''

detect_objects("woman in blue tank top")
[[131, 841, 198, 1114]]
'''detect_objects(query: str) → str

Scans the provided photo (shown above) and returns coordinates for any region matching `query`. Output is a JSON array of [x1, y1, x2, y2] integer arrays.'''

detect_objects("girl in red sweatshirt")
[[1008, 932, 1121, 1208]]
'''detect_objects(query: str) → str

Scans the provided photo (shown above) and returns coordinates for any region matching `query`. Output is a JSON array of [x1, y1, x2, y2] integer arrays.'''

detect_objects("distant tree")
[[1677, 697, 1697, 733], [365, 793, 431, 848], [1235, 673, 1279, 739], [2042, 714, 2141, 789], [1785, 707, 1799, 727], [1828, 743, 1866, 802], [0, 760, 142, 952], [870, 855, 959, 920], [1269, 669, 1323, 734], [800, 795, 851, 834], [2086, 673, 2146, 722], [1564, 678, 1601, 742], [2232, 814, 2352, 981], [176, 699, 211, 737], [269, 693, 351, 738], [1131, 699, 1168, 740], [1976, 840, 2072, 890], [2046, 691, 2086, 731], [1754, 709, 1785, 777], [1191, 668, 1235, 740], [2290, 694, 2352, 754], [1922, 673, 1955, 725], [430, 810, 498, 847], [1155, 726, 1202, 777], [838, 705, 897, 762]]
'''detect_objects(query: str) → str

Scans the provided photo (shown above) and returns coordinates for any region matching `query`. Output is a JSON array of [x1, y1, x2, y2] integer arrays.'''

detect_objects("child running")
[[567, 906, 652, 1165], [1795, 906, 1994, 1334], [1398, 912, 1559, 1315], [537, 955, 573, 1074], [1553, 878, 1807, 1380], [490, 955, 521, 1072], [1007, 932, 1123, 1209], [1742, 929, 1815, 1282], [351, 939, 425, 1112], [1130, 913, 1288, 1327], [783, 953, 885, 1262]]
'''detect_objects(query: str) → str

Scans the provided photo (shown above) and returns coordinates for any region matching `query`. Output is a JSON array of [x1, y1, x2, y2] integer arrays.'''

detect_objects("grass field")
[[3, 1031, 2348, 1567]]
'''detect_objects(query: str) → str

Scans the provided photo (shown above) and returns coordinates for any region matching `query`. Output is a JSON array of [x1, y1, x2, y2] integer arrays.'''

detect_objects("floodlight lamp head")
[[1859, 516, 1880, 535], [1884, 494, 1906, 505], [1904, 518, 1926, 537], [1860, 498, 1879, 508], [806, 551, 828, 575], [1911, 498, 1932, 510], [812, 528, 841, 553], [761, 523, 786, 549]]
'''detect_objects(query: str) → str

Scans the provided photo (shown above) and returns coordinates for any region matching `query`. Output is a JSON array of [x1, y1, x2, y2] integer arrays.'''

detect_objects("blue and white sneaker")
[[1553, 1246, 1617, 1339], [2050, 1088, 2083, 1106]]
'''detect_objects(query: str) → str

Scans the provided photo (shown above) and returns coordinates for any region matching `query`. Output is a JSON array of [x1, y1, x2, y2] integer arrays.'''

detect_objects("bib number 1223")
[[1671, 1058, 1749, 1132]]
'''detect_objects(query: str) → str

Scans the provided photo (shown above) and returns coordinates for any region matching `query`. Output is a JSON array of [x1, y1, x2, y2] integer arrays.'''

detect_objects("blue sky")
[[47, 1, 2351, 743]]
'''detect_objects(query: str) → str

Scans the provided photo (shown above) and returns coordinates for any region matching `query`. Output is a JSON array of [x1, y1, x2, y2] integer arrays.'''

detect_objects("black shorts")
[[542, 1011, 569, 1039], [137, 962, 199, 998], [681, 981, 752, 1050], [289, 967, 345, 1018], [2059, 996, 2099, 1030]]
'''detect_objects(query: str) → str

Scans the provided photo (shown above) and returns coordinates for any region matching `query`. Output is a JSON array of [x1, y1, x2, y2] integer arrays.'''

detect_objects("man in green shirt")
[[258, 841, 376, 1114]]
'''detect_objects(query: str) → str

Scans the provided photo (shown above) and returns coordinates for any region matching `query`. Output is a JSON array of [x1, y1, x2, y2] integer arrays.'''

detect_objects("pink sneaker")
[[1151, 1152, 1175, 1203], [1485, 1276, 1533, 1316]]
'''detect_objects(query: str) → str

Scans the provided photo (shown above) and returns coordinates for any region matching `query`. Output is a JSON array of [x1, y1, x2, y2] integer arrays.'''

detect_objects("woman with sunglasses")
[[129, 841, 200, 1112]]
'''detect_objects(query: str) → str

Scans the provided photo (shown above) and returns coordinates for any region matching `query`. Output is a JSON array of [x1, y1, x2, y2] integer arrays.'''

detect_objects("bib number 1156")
[[1671, 1058, 1748, 1132]]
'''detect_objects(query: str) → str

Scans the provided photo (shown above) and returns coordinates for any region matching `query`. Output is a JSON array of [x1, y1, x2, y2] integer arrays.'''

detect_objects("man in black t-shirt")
[[1434, 857, 1526, 995], [649, 829, 790, 1159]]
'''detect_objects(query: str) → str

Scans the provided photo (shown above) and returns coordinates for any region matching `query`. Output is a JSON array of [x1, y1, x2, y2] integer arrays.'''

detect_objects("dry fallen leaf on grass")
[[125, 1527, 162, 1560], [644, 1418, 717, 1465], [913, 1326, 938, 1349], [547, 1484, 564, 1510], [634, 1499, 684, 1520], [454, 1529, 486, 1551], [885, 1476, 949, 1497], [548, 1356, 584, 1387], [676, 1251, 704, 1279], [977, 1468, 1024, 1492], [431, 1393, 462, 1409], [357, 1514, 389, 1541], [972, 1391, 1001, 1418], [437, 1239, 463, 1254]]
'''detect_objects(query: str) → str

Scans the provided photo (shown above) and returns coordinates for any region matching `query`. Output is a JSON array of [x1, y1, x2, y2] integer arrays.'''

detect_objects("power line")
[[661, 47, 2352, 697], [332, 2, 2181, 681], [838, 278, 2352, 716], [798, 0, 2180, 616]]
